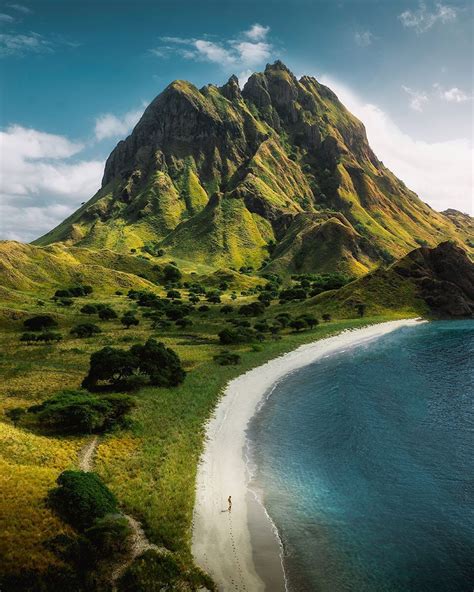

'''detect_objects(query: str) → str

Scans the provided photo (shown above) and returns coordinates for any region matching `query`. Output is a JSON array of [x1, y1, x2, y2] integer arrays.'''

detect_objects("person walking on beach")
[[228, 495, 232, 513]]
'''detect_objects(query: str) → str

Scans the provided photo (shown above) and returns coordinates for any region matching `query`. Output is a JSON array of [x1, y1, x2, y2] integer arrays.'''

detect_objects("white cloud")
[[0, 125, 103, 241], [399, 2, 457, 33], [152, 23, 274, 72], [402, 85, 429, 111], [0, 13, 15, 22], [6, 4, 32, 14], [94, 107, 144, 141], [244, 23, 270, 42], [434, 83, 471, 103], [354, 31, 373, 47], [0, 32, 51, 56], [319, 75, 473, 214], [193, 39, 235, 65]]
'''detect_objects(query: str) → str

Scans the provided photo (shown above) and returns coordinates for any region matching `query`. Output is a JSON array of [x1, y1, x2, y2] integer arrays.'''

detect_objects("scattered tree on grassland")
[[23, 315, 58, 331], [70, 323, 102, 338]]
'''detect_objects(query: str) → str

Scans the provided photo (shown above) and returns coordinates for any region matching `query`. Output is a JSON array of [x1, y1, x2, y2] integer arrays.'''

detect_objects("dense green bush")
[[23, 315, 58, 331], [98, 306, 118, 321], [48, 471, 118, 531], [70, 323, 102, 338], [163, 264, 182, 283], [279, 287, 307, 302], [121, 313, 139, 329], [218, 327, 256, 345], [213, 350, 241, 365], [117, 550, 189, 592], [35, 331, 62, 343], [238, 302, 265, 317], [29, 390, 135, 434], [82, 338, 185, 390], [85, 514, 131, 558]]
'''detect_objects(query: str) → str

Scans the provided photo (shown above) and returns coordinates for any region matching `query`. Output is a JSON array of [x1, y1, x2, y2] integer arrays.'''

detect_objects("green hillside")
[[34, 62, 472, 276]]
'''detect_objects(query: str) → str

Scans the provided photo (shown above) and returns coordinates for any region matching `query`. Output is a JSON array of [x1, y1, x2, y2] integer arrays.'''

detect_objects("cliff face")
[[34, 62, 472, 275]]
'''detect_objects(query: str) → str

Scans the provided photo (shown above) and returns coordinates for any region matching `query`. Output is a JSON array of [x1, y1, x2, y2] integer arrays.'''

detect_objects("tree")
[[48, 471, 118, 531], [81, 304, 97, 315], [175, 318, 192, 329], [163, 264, 182, 283], [30, 390, 135, 434], [6, 407, 25, 426], [238, 302, 265, 317], [121, 314, 139, 329], [70, 324, 102, 338], [98, 306, 117, 321], [85, 514, 132, 558], [189, 294, 200, 304], [24, 315, 58, 331], [220, 305, 233, 314], [20, 332, 37, 344], [322, 313, 332, 322], [279, 288, 307, 302], [289, 318, 308, 332], [356, 303, 367, 317], [206, 291, 221, 304], [218, 327, 256, 345], [300, 314, 319, 329], [213, 351, 241, 366], [82, 339, 185, 390], [166, 289, 181, 300], [131, 339, 186, 387], [36, 331, 62, 343]]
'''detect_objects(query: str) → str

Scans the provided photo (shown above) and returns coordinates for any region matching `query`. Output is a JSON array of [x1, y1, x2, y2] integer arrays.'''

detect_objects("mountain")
[[34, 61, 472, 276], [311, 241, 474, 318]]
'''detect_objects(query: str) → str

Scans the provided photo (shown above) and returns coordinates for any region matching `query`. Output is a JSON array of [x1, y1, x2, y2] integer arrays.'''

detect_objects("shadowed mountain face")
[[34, 61, 472, 276]]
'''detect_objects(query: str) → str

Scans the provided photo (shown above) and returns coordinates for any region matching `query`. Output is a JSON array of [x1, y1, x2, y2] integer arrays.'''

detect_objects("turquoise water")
[[248, 321, 474, 592]]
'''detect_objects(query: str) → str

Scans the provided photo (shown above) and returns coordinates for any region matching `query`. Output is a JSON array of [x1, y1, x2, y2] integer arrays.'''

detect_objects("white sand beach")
[[192, 319, 422, 591]]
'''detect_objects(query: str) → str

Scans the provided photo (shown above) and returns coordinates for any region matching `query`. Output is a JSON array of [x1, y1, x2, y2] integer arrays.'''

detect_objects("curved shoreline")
[[191, 319, 423, 591]]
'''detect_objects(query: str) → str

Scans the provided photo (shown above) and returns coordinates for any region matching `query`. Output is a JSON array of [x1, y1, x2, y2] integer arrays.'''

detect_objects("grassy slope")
[[0, 246, 420, 581]]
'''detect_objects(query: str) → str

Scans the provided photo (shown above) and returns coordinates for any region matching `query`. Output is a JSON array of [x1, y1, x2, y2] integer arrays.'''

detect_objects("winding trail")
[[77, 435, 166, 588]]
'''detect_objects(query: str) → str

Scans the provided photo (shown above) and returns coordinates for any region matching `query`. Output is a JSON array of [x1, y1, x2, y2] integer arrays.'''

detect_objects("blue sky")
[[0, 0, 472, 241]]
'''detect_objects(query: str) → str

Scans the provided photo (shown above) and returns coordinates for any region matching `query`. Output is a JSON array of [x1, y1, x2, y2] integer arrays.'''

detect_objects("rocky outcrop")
[[394, 242, 474, 317]]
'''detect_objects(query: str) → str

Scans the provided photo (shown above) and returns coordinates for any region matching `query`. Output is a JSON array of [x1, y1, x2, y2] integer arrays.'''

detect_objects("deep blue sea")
[[248, 321, 474, 592]]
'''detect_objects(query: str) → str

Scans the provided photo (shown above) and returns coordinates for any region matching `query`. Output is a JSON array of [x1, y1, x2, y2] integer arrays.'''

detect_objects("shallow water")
[[248, 321, 474, 592]]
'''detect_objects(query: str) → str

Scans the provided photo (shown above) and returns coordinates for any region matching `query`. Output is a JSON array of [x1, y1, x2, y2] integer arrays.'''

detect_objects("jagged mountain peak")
[[34, 64, 472, 275]]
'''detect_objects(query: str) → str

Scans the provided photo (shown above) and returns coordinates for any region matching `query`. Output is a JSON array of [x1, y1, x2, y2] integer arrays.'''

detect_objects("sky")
[[0, 0, 472, 242]]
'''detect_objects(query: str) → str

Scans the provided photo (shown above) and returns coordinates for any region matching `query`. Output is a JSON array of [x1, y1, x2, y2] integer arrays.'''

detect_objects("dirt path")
[[77, 435, 166, 589]]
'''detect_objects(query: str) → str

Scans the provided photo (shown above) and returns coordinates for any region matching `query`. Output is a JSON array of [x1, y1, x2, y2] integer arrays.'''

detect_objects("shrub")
[[23, 315, 58, 331], [206, 291, 221, 304], [214, 351, 241, 366], [189, 294, 200, 304], [85, 514, 132, 558], [289, 318, 308, 332], [98, 306, 118, 321], [81, 304, 98, 315], [322, 313, 331, 322], [220, 305, 233, 314], [167, 289, 181, 300], [218, 327, 256, 345], [117, 550, 182, 592], [299, 314, 319, 329], [163, 264, 182, 283], [175, 318, 193, 329], [198, 305, 210, 313], [82, 339, 185, 390], [20, 332, 37, 344], [238, 302, 265, 317], [70, 323, 102, 338], [48, 471, 118, 531], [30, 390, 135, 434], [121, 313, 139, 329], [6, 407, 25, 426], [279, 288, 307, 302], [36, 331, 62, 343]]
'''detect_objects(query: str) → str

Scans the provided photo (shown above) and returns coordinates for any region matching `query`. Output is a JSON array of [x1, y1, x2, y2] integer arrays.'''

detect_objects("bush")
[[166, 289, 181, 300], [198, 305, 210, 313], [6, 407, 25, 426], [163, 264, 182, 283], [36, 331, 62, 343], [117, 550, 183, 592], [121, 313, 139, 329], [238, 302, 265, 317], [23, 315, 58, 331], [48, 471, 118, 531], [70, 323, 102, 338], [82, 339, 185, 390], [30, 390, 135, 434], [175, 318, 193, 328], [279, 288, 307, 302], [81, 304, 98, 315], [322, 313, 331, 322], [299, 314, 319, 329], [85, 514, 131, 558], [206, 290, 221, 304], [289, 318, 308, 332], [213, 351, 241, 366], [98, 306, 117, 321], [218, 327, 256, 345], [20, 332, 37, 344], [220, 305, 233, 314]]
